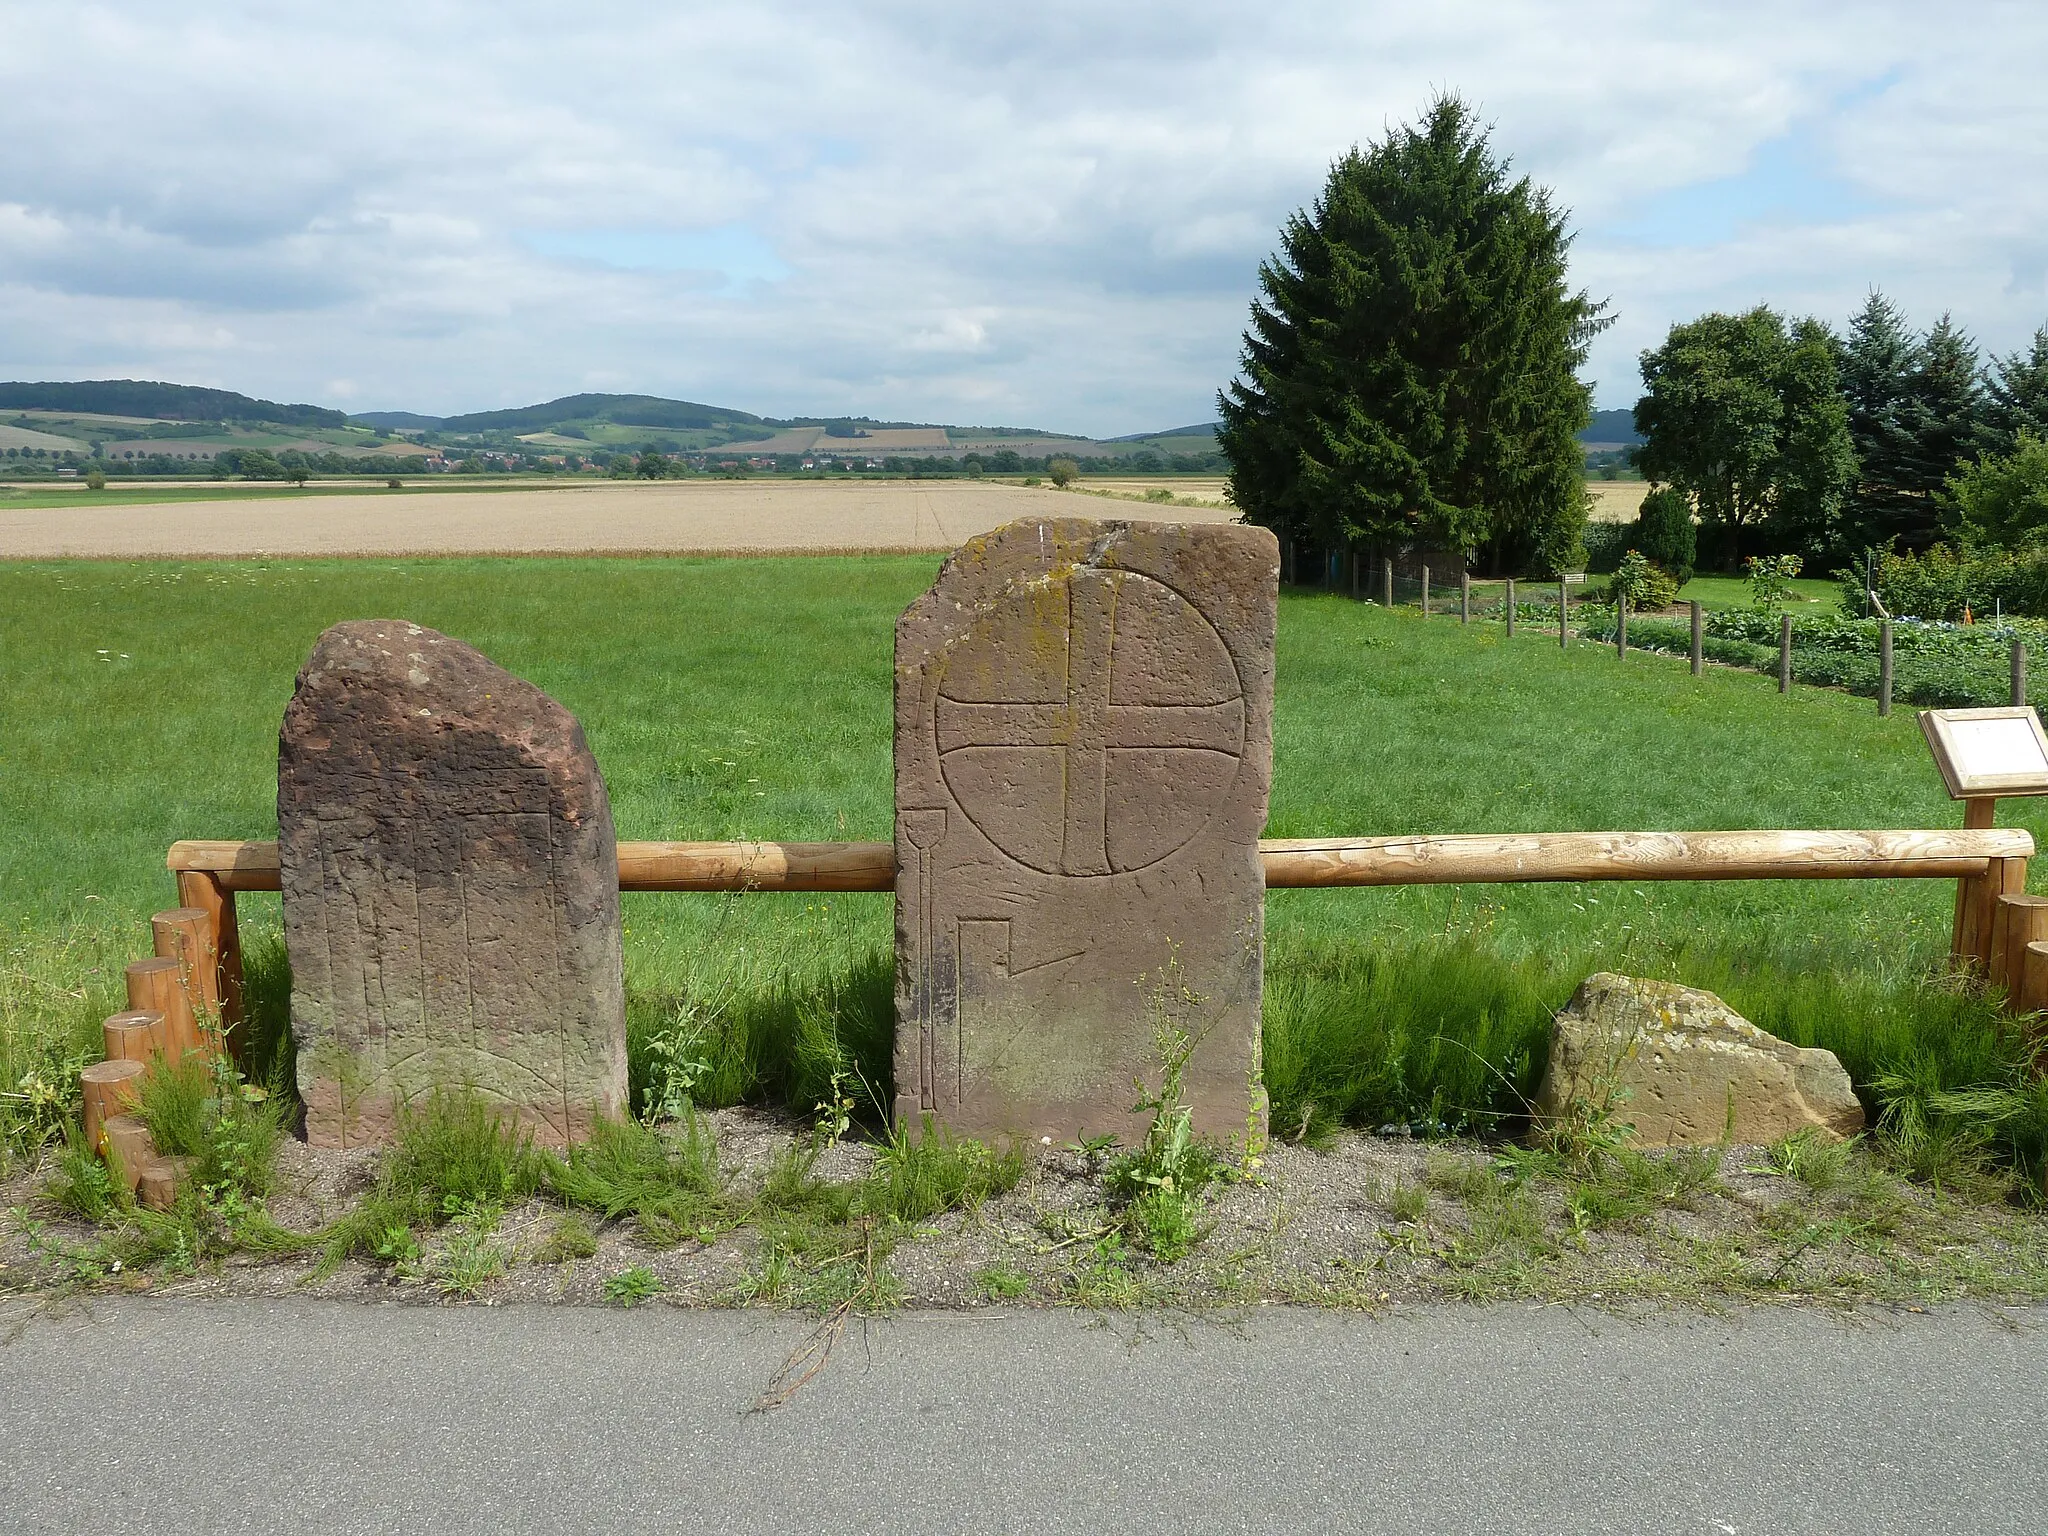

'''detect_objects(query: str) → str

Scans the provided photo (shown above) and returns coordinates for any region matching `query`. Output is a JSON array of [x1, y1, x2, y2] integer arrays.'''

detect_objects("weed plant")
[[604, 1264, 663, 1306], [1102, 979, 1228, 1261], [135, 1050, 289, 1198], [534, 1213, 599, 1264]]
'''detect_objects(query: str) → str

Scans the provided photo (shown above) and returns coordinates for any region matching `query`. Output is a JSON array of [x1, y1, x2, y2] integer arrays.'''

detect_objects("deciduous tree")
[[1633, 308, 1854, 562]]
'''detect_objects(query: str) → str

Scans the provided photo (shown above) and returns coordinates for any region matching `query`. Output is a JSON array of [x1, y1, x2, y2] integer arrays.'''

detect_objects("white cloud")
[[0, 1, 2043, 430]]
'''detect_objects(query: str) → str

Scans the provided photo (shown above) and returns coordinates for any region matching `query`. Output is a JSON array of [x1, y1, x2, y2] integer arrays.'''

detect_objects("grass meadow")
[[4, 556, 2043, 1166]]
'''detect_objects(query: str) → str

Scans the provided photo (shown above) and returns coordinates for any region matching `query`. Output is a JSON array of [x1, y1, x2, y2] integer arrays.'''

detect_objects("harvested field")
[[1587, 480, 1648, 522], [0, 479, 1242, 559], [1074, 477, 1233, 506]]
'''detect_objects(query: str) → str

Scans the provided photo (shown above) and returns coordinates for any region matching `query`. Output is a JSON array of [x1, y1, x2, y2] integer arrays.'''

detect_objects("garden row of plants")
[[1576, 604, 2048, 710]]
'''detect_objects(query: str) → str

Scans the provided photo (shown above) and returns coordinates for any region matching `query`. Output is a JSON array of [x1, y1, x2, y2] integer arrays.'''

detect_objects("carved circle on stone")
[[933, 568, 1246, 877]]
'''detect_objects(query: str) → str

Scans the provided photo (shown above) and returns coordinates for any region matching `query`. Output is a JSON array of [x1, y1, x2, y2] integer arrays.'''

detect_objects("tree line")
[[1216, 95, 2048, 584], [1635, 296, 2048, 567]]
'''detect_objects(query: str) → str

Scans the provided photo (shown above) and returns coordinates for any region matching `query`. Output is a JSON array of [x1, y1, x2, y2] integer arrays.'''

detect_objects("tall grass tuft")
[[380, 1090, 543, 1213], [867, 1118, 1024, 1223], [542, 1111, 727, 1245], [135, 1049, 289, 1199], [625, 941, 891, 1124], [1263, 935, 1562, 1143], [0, 927, 119, 1156]]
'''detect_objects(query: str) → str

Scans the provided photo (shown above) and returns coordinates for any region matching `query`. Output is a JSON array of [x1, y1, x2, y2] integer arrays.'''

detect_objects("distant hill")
[[438, 393, 767, 435], [0, 379, 1230, 464], [349, 410, 443, 431], [1107, 422, 1221, 443], [0, 379, 347, 428], [1578, 408, 1642, 446]]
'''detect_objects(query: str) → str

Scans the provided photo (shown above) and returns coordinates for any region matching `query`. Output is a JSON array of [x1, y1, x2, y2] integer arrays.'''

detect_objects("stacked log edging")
[[79, 903, 226, 1208]]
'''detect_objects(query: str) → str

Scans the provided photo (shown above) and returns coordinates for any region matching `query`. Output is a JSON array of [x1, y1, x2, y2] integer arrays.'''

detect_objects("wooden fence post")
[[103, 1009, 166, 1064], [126, 958, 198, 1062], [1953, 798, 2008, 972], [1461, 571, 1471, 624], [1559, 579, 1569, 650], [177, 869, 244, 1051], [1382, 558, 1394, 608], [1690, 600, 1703, 676], [2013, 640, 2027, 707], [152, 907, 216, 1014], [1616, 593, 1628, 658], [1993, 892, 2048, 998], [1879, 619, 1893, 717], [81, 1060, 145, 1156], [1350, 550, 1360, 599], [1421, 565, 1430, 618], [1504, 578, 1515, 637], [1778, 613, 1793, 693], [2023, 939, 2048, 1015]]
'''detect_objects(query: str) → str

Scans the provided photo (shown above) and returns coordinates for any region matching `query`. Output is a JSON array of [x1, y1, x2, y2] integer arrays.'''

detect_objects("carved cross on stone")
[[895, 519, 1278, 1142]]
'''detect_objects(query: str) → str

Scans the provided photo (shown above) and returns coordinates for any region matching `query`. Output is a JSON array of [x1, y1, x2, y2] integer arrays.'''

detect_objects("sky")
[[2, 1, 2044, 437]]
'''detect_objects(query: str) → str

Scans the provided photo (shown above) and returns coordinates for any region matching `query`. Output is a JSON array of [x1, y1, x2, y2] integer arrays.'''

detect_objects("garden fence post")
[[1559, 579, 1568, 649], [1351, 550, 1360, 600], [1505, 578, 1515, 637], [1879, 620, 1893, 717], [1285, 540, 1296, 586], [1461, 570, 1471, 624], [1616, 593, 1627, 658], [2013, 640, 2027, 708], [1778, 613, 1792, 693], [1421, 566, 1430, 618], [1382, 558, 1394, 609], [1690, 601, 1703, 676]]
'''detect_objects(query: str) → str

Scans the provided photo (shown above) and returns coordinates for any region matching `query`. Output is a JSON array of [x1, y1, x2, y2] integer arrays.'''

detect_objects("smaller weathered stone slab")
[[1534, 973, 1865, 1147], [280, 620, 625, 1148]]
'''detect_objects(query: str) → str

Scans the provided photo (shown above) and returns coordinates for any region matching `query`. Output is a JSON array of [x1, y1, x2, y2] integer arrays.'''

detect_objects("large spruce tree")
[[1900, 314, 1986, 494], [1217, 96, 1606, 576], [1985, 323, 2048, 456], [1837, 291, 1921, 550]]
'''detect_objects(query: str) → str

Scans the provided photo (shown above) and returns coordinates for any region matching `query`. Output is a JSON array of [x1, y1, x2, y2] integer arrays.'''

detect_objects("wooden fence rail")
[[166, 827, 2033, 1039], [167, 829, 2032, 894]]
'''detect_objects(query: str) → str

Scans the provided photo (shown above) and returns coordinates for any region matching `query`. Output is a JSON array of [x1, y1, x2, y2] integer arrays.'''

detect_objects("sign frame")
[[1918, 706, 2048, 800]]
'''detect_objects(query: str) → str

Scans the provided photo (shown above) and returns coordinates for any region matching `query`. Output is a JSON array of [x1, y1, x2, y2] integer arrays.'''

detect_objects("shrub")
[[84, 469, 107, 491], [1946, 431, 2048, 550], [1845, 543, 2048, 622], [1606, 550, 1678, 611], [1047, 457, 1079, 488], [1632, 487, 1696, 584], [1745, 553, 1803, 609], [1581, 520, 1630, 574]]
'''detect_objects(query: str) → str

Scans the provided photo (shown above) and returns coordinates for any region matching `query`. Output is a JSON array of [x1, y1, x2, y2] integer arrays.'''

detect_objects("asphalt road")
[[2, 1299, 2042, 1534]]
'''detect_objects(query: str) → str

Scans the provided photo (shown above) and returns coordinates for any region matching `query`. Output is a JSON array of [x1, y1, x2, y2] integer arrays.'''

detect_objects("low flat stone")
[[279, 620, 626, 1148], [1533, 972, 1865, 1147]]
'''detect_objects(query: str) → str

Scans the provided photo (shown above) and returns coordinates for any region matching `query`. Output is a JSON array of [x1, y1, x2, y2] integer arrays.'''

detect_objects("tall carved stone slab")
[[279, 620, 626, 1148], [894, 518, 1278, 1142]]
